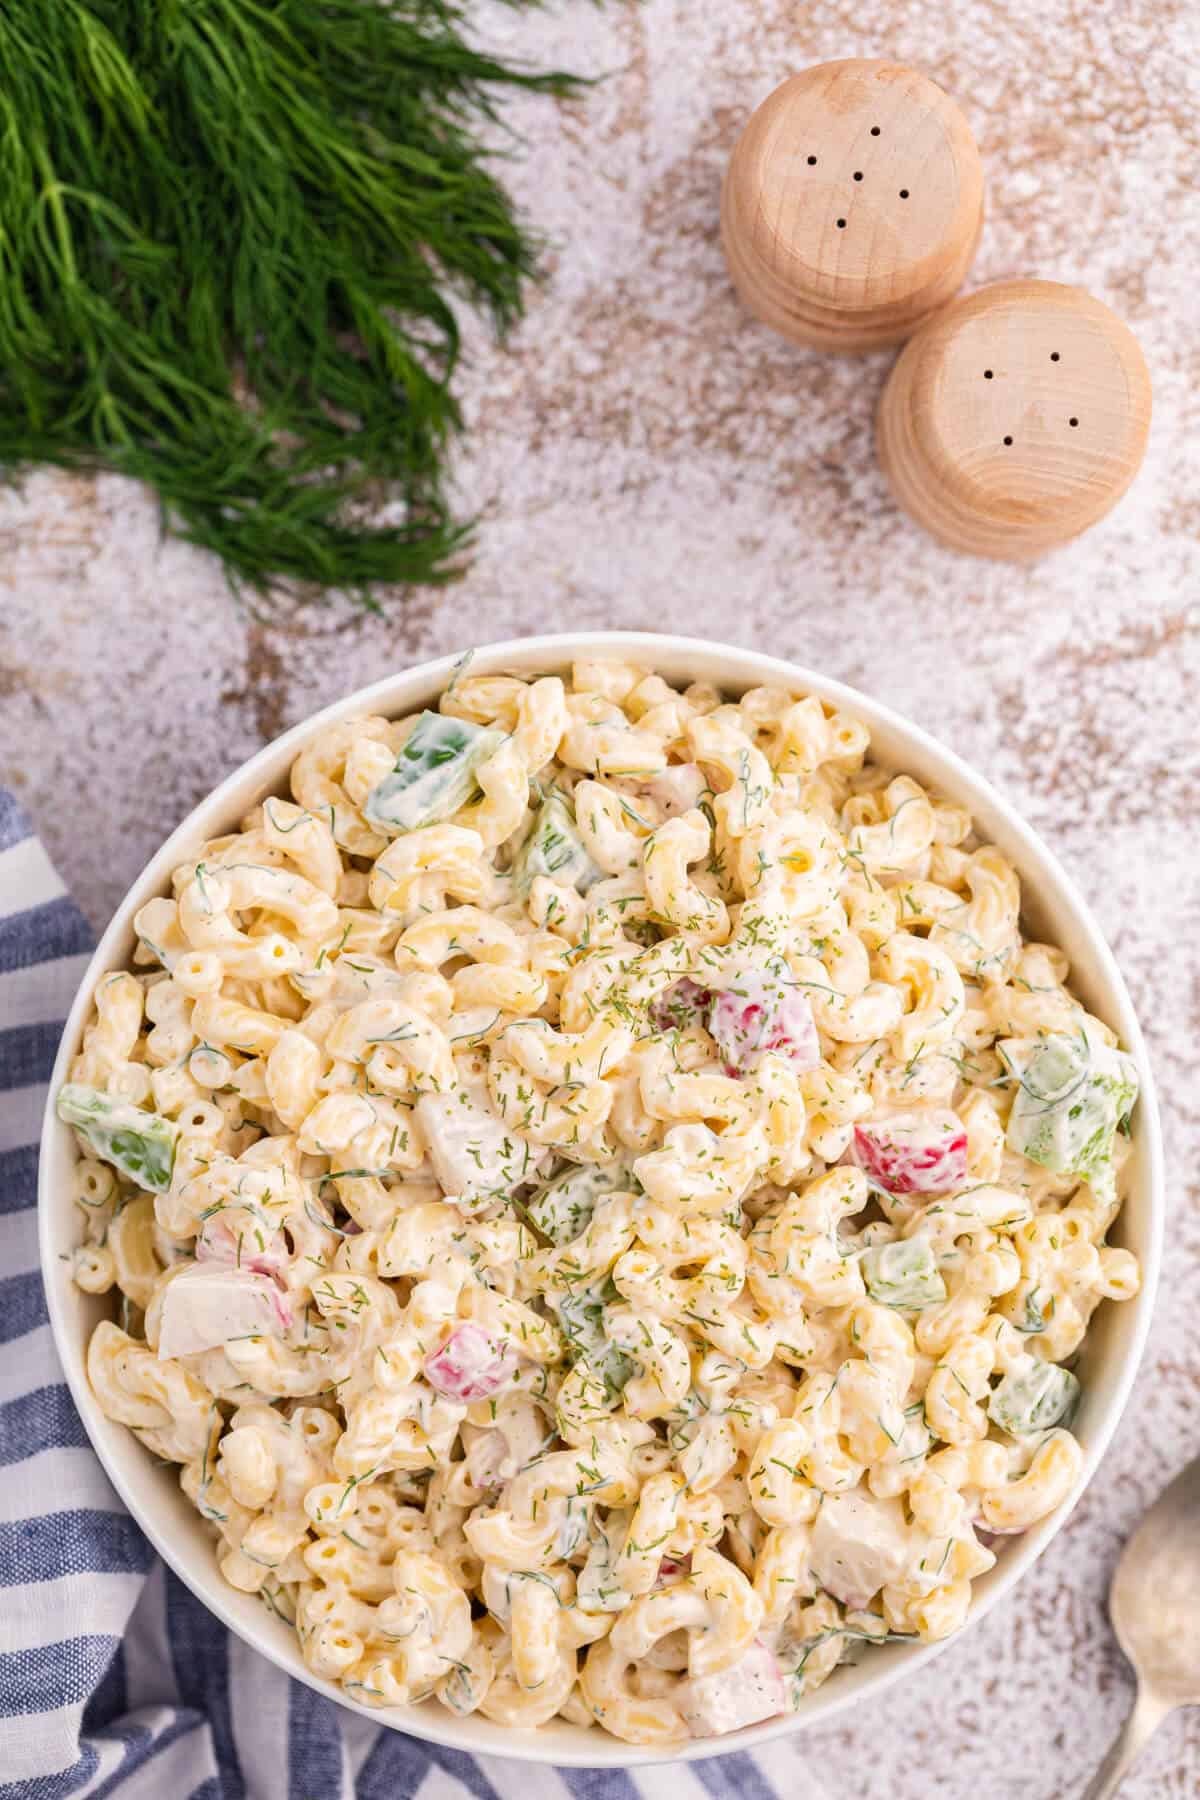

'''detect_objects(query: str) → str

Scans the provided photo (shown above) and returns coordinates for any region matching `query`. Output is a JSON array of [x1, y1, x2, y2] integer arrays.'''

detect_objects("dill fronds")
[[0, 0, 582, 600]]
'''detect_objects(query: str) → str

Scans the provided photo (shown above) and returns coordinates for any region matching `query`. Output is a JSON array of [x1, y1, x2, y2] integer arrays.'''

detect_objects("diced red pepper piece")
[[851, 1109, 968, 1195], [649, 977, 713, 1033], [196, 1214, 290, 1280], [424, 1322, 518, 1403], [708, 970, 820, 1076], [653, 1553, 692, 1589]]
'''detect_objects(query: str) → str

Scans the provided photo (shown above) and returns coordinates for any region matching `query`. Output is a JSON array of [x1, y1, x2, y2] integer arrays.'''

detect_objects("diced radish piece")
[[654, 1553, 692, 1589], [708, 969, 820, 1076], [157, 1265, 292, 1360], [424, 1323, 518, 1403], [809, 1491, 909, 1610], [645, 764, 708, 818], [678, 1642, 787, 1738], [196, 1214, 290, 1280], [851, 1109, 968, 1195], [649, 978, 713, 1033]]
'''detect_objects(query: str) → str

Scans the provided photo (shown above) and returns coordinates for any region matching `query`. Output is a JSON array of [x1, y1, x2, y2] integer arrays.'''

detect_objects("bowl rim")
[[38, 629, 1164, 1767]]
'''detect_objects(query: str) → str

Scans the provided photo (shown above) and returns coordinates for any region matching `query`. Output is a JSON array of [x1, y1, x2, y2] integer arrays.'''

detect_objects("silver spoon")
[[1082, 1454, 1200, 1798]]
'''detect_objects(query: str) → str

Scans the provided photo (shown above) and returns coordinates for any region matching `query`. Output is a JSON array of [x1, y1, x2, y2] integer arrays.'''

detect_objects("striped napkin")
[[0, 789, 823, 1800]]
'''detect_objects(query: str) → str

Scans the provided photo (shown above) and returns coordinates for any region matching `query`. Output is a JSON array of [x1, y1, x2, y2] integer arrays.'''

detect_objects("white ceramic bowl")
[[40, 632, 1163, 1766]]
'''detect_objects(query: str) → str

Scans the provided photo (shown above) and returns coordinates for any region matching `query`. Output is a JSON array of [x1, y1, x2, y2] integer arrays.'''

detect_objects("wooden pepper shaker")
[[876, 279, 1152, 558], [721, 59, 984, 353]]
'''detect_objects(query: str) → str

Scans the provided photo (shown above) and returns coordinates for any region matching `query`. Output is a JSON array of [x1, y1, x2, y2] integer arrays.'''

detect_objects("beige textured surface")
[[2, 2, 1199, 1793]]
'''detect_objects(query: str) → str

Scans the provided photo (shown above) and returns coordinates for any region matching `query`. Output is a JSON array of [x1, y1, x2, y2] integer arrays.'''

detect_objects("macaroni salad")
[[60, 658, 1141, 1744]]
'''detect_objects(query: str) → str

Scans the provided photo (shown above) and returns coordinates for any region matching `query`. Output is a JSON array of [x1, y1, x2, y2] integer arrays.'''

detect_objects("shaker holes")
[[1003, 436, 1013, 446], [984, 370, 994, 379], [870, 126, 881, 136], [1051, 352, 1061, 362], [899, 189, 909, 199], [1069, 417, 1079, 427], [853, 171, 863, 181], [807, 155, 817, 166], [837, 218, 847, 228]]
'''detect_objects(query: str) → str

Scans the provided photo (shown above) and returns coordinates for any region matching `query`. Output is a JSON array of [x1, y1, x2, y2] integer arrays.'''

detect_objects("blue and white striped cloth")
[[0, 790, 823, 1800]]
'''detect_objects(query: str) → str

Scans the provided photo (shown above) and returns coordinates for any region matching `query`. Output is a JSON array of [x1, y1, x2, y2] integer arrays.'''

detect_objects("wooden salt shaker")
[[876, 279, 1152, 558], [721, 59, 984, 353]]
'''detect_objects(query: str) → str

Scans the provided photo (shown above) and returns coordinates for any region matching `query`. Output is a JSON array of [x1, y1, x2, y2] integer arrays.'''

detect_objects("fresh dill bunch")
[[0, 0, 583, 601]]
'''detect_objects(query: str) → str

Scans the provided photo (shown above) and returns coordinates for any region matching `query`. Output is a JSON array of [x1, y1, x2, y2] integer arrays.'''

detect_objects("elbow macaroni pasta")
[[64, 658, 1142, 1743]]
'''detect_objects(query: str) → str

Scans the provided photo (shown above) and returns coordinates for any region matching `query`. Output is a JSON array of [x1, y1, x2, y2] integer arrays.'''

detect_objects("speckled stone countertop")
[[2, 1, 1198, 1793]]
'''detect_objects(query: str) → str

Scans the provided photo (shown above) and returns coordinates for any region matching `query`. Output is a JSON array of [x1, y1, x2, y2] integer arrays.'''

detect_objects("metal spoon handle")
[[1080, 1688, 1172, 1800]]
